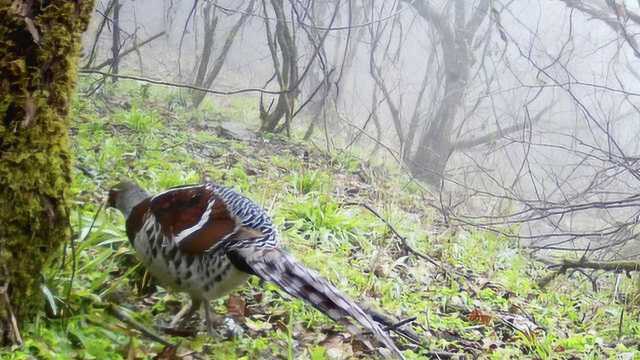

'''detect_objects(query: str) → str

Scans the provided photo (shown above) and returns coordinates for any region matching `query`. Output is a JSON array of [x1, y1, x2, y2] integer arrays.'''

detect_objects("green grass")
[[114, 105, 163, 133], [288, 170, 332, 195], [4, 79, 640, 359]]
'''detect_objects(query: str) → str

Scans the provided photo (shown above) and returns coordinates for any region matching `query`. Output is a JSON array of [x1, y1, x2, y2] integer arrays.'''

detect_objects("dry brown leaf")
[[227, 294, 246, 318], [253, 291, 263, 303], [468, 308, 493, 325]]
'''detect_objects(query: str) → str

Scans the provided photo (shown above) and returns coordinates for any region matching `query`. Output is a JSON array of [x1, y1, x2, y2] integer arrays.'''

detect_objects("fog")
[[82, 0, 640, 260]]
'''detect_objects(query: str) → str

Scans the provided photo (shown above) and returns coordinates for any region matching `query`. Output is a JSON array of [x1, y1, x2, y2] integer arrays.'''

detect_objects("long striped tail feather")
[[230, 246, 405, 359]]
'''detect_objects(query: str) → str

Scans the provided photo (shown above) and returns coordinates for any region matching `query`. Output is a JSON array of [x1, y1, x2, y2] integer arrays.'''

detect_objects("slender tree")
[[403, 0, 490, 186], [259, 0, 300, 133], [191, 0, 256, 108], [0, 0, 94, 344]]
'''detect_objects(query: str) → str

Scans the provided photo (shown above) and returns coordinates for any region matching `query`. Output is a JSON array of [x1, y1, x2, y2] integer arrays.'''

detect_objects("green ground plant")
[[4, 80, 640, 359]]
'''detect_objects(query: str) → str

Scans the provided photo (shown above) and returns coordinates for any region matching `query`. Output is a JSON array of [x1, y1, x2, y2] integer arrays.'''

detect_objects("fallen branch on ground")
[[538, 258, 640, 288]]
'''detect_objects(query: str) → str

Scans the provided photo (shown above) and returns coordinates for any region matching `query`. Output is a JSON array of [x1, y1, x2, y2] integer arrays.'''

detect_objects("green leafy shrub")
[[282, 195, 365, 248], [289, 170, 331, 194], [115, 105, 163, 133]]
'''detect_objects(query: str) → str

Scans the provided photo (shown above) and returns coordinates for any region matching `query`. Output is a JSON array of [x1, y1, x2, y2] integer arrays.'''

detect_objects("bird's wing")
[[227, 244, 404, 359], [148, 183, 240, 254]]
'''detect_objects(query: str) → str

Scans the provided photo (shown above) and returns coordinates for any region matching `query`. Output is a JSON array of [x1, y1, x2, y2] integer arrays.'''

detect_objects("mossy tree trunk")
[[0, 0, 94, 344]]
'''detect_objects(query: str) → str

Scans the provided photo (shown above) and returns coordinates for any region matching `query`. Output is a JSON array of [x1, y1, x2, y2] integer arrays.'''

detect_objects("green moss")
[[0, 0, 95, 334]]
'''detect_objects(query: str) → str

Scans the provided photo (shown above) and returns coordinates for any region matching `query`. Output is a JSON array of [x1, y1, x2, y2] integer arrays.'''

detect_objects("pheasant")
[[107, 181, 404, 359]]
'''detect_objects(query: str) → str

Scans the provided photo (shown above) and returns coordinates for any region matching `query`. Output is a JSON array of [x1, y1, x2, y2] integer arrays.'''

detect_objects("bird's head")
[[107, 180, 149, 219]]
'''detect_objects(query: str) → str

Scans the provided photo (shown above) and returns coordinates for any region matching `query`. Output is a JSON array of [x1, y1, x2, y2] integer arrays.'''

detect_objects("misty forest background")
[[2, 0, 640, 358]]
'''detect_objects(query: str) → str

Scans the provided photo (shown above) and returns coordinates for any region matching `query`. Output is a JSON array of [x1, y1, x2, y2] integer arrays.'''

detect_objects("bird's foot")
[[169, 299, 202, 329], [202, 301, 243, 338], [203, 301, 224, 336]]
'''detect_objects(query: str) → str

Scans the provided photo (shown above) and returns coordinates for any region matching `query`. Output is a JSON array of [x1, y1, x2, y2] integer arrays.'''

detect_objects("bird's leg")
[[169, 298, 202, 328], [203, 300, 216, 336]]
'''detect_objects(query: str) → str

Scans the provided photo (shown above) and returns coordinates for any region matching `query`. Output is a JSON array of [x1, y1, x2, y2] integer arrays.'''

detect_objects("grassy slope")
[[3, 81, 640, 359]]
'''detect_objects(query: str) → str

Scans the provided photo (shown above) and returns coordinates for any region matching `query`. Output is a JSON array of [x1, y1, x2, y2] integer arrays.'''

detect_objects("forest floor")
[[4, 80, 640, 359]]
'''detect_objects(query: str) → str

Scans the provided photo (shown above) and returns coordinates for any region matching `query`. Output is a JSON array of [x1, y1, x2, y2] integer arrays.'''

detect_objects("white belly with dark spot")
[[133, 215, 250, 300]]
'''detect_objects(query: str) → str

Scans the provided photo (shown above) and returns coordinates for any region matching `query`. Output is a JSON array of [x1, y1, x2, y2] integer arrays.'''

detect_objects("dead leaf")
[[253, 292, 263, 303], [227, 295, 246, 318], [468, 308, 493, 325]]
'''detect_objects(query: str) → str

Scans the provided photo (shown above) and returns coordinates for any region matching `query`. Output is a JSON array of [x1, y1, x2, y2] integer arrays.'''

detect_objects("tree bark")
[[0, 0, 94, 344]]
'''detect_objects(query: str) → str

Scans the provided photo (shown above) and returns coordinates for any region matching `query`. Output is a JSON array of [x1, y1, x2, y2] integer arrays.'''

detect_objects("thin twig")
[[342, 202, 442, 269], [88, 31, 165, 70], [78, 70, 290, 96], [211, 1, 411, 31]]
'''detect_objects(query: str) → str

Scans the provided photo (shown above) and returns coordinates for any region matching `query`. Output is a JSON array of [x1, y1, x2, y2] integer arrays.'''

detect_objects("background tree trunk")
[[191, 0, 256, 108], [259, 0, 299, 133], [110, 0, 121, 82], [404, 0, 487, 187], [0, 0, 94, 344], [409, 68, 467, 187]]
